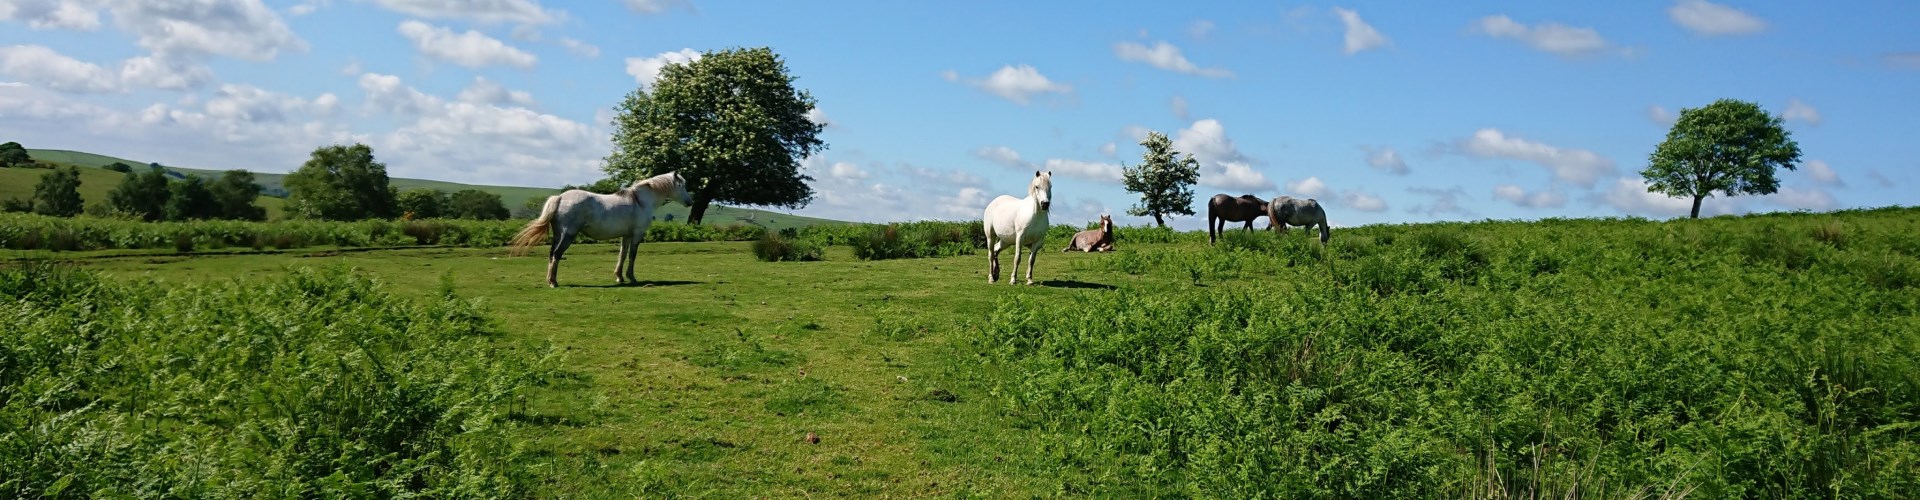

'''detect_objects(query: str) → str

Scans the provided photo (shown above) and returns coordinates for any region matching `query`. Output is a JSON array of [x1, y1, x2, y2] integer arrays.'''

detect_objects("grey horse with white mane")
[[1267, 196, 1330, 244], [509, 171, 693, 287]]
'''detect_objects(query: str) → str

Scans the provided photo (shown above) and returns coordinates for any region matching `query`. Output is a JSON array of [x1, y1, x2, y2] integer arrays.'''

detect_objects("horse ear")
[[1034, 171, 1040, 178]]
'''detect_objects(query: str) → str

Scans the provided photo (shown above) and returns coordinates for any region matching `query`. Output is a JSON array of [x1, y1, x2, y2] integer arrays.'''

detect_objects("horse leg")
[[547, 230, 577, 288], [987, 241, 1001, 283], [613, 236, 630, 284], [1024, 241, 1040, 285], [1009, 235, 1023, 286], [1208, 216, 1218, 245], [622, 236, 640, 283]]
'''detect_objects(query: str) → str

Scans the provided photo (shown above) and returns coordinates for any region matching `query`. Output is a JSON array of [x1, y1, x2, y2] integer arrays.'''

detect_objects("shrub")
[[751, 231, 824, 262], [850, 221, 978, 260]]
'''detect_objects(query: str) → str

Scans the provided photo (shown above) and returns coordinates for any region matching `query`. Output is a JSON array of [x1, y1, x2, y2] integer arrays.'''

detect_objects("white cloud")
[[1601, 177, 1739, 217], [806, 107, 833, 128], [369, 0, 558, 24], [1341, 190, 1387, 212], [1407, 186, 1474, 218], [287, 0, 325, 16], [1332, 8, 1389, 55], [0, 44, 119, 93], [1452, 128, 1615, 187], [455, 76, 535, 107], [1648, 104, 1674, 124], [359, 72, 442, 116], [951, 64, 1073, 105], [620, 0, 690, 14], [1098, 142, 1116, 158], [1170, 95, 1189, 121], [625, 48, 700, 89], [1361, 145, 1408, 175], [1472, 15, 1614, 57], [111, 0, 307, 61], [1802, 159, 1841, 186], [1187, 19, 1214, 38], [1041, 158, 1124, 183], [0, 0, 101, 30], [557, 37, 599, 58], [973, 145, 1030, 169], [1285, 176, 1330, 198], [397, 20, 537, 69], [1668, 0, 1766, 36], [1113, 41, 1232, 78], [827, 161, 866, 180], [1783, 98, 1820, 126], [1173, 118, 1273, 191], [1492, 184, 1568, 208], [1761, 187, 1836, 211], [119, 56, 213, 91]]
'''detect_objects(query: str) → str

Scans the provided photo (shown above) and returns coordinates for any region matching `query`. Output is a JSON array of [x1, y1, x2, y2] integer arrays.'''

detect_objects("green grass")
[[23, 148, 851, 231], [2, 163, 287, 219], [4, 207, 1917, 496]]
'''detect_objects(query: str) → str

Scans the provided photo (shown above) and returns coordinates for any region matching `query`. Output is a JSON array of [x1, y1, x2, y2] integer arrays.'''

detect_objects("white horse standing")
[[509, 171, 694, 287], [1267, 195, 1331, 244], [983, 171, 1053, 285]]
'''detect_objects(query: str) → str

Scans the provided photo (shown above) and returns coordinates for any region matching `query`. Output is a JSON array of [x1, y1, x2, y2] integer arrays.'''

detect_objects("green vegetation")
[[1645, 99, 1804, 219], [849, 221, 983, 260], [285, 143, 399, 220], [2, 164, 287, 220], [0, 141, 31, 168], [0, 264, 556, 496], [4, 208, 1914, 496], [751, 231, 825, 262], [31, 166, 83, 217], [1122, 130, 1202, 227], [0, 213, 776, 252]]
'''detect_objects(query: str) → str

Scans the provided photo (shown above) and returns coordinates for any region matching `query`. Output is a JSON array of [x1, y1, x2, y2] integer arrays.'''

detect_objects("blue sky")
[[2, 0, 1915, 228]]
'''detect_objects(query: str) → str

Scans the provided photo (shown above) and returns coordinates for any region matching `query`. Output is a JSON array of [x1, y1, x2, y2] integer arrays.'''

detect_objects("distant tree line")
[[287, 143, 508, 221]]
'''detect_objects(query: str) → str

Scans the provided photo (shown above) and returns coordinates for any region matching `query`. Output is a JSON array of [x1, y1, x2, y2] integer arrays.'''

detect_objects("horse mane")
[[624, 172, 680, 201]]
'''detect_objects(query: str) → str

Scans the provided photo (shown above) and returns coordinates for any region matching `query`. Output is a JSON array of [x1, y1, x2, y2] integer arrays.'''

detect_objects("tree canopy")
[[209, 170, 266, 221], [32, 166, 82, 217], [603, 47, 826, 225], [1643, 99, 1803, 219], [165, 175, 222, 221], [1122, 131, 1202, 227], [447, 189, 509, 220], [0, 142, 30, 168], [286, 143, 398, 220], [109, 168, 172, 221], [397, 188, 447, 219]]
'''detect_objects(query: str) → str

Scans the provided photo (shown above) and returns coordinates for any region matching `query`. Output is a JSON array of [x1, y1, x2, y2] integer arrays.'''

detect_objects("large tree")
[[446, 189, 509, 220], [1121, 131, 1202, 227], [0, 141, 30, 168], [108, 168, 173, 221], [603, 47, 827, 225], [32, 166, 82, 217], [209, 170, 266, 221], [286, 143, 398, 220], [396, 188, 447, 219], [1643, 99, 1803, 219], [165, 175, 221, 221]]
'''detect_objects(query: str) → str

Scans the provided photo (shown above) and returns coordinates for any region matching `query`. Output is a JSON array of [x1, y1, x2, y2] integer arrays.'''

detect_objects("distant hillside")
[[20, 148, 851, 229]]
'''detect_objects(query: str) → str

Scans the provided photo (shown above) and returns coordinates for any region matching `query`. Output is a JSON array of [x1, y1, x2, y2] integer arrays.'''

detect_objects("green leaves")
[[604, 47, 827, 224], [286, 144, 398, 221], [30, 166, 82, 217], [1644, 99, 1804, 218], [1122, 131, 1201, 227]]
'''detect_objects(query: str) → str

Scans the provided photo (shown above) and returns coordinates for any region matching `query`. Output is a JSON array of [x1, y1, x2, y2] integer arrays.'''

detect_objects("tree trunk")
[[688, 196, 712, 225], [1153, 212, 1165, 228], [1689, 194, 1704, 219]]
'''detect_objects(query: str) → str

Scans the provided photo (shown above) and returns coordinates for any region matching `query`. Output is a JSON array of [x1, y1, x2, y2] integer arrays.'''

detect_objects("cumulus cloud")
[[1492, 184, 1568, 209], [620, 0, 691, 15], [1332, 7, 1389, 55], [948, 64, 1073, 104], [1600, 177, 1739, 217], [0, 44, 120, 93], [0, 0, 101, 30], [1361, 145, 1408, 175], [1098, 142, 1117, 157], [973, 145, 1030, 169], [1041, 158, 1124, 183], [1802, 159, 1840, 186], [1762, 187, 1836, 211], [1648, 104, 1675, 124], [625, 48, 700, 89], [455, 76, 535, 107], [806, 107, 833, 128], [1173, 118, 1273, 191], [366, 74, 607, 186], [1285, 176, 1330, 198], [1113, 41, 1232, 77], [358, 72, 443, 116], [397, 20, 537, 69], [1451, 128, 1615, 187], [111, 0, 307, 61], [1472, 15, 1616, 57], [557, 37, 599, 58], [1187, 19, 1213, 38], [1407, 186, 1474, 218], [798, 156, 1000, 223], [1782, 98, 1820, 126], [369, 0, 558, 24], [1668, 0, 1766, 36], [1342, 190, 1387, 212]]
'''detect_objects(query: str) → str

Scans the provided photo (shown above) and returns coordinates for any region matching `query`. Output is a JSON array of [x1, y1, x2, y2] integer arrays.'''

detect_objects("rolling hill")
[[17, 148, 851, 229]]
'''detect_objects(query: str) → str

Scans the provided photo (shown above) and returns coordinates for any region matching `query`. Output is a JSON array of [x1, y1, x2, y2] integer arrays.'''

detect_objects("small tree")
[[0, 141, 30, 168], [603, 47, 827, 225], [447, 189, 509, 220], [165, 176, 221, 221], [32, 166, 83, 217], [210, 170, 266, 221], [1644, 99, 1804, 219], [105, 162, 133, 173], [109, 168, 173, 221], [396, 188, 448, 219], [285, 143, 398, 220], [1121, 131, 1202, 227]]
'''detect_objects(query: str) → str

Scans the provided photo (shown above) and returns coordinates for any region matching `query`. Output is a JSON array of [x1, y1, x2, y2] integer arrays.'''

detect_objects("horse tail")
[[507, 196, 560, 256]]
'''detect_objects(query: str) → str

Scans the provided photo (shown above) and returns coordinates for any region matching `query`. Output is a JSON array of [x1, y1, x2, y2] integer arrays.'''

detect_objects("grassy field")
[[4, 208, 1917, 496], [21, 149, 849, 230]]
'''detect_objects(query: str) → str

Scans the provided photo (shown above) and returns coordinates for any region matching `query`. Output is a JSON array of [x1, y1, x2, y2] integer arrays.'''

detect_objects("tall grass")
[[0, 213, 769, 252], [0, 264, 560, 496]]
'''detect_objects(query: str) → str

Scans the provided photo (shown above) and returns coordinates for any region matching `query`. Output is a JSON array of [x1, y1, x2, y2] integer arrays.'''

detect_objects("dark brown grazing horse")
[[1062, 214, 1115, 252], [1207, 193, 1267, 244]]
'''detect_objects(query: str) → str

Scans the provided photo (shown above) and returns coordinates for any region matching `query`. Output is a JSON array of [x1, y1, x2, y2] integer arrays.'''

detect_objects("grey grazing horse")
[[1267, 196, 1330, 244], [1062, 214, 1114, 252], [1207, 193, 1267, 244], [508, 171, 694, 287]]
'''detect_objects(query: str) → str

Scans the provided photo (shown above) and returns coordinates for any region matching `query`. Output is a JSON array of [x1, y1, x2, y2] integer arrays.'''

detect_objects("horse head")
[[1030, 171, 1053, 212], [1099, 214, 1113, 233], [669, 171, 695, 206]]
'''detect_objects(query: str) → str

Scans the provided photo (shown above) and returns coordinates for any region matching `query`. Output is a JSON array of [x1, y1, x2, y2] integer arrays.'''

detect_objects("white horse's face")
[[671, 171, 694, 206], [1031, 171, 1053, 212]]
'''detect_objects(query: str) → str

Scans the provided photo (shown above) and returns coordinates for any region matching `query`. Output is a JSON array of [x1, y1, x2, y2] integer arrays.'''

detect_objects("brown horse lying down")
[[1062, 214, 1115, 252]]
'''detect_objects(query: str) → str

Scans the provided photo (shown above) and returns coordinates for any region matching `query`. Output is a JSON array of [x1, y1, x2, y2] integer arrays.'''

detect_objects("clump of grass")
[[1810, 221, 1847, 249], [851, 222, 978, 260], [751, 232, 824, 262]]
